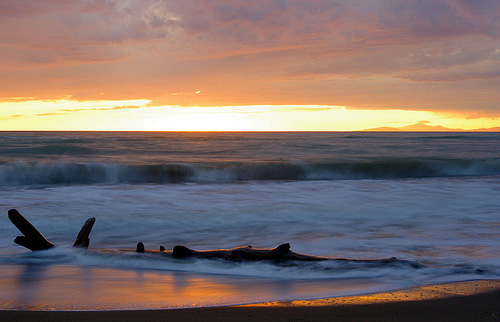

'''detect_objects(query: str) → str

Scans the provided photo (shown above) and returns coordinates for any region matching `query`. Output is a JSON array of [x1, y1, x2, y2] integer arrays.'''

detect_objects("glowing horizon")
[[1, 98, 499, 131]]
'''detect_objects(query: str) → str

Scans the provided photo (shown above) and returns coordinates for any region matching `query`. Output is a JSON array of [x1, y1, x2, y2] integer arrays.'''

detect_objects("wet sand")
[[1, 280, 499, 321]]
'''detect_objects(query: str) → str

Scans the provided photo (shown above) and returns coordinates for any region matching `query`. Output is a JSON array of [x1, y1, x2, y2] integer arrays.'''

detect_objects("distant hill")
[[363, 126, 402, 131], [474, 127, 500, 132], [363, 121, 500, 132], [399, 122, 460, 131]]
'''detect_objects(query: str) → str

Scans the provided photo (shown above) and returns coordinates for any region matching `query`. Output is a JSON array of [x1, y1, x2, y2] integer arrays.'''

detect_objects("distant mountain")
[[363, 121, 500, 132], [363, 126, 402, 131], [399, 122, 460, 131], [474, 127, 500, 132]]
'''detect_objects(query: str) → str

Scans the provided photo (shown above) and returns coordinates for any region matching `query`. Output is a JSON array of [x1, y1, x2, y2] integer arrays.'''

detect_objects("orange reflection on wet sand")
[[0, 264, 387, 310], [244, 280, 500, 307]]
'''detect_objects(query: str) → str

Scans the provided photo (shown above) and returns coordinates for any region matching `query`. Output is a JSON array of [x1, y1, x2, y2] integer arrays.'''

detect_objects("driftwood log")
[[8, 209, 55, 251], [8, 209, 95, 251], [8, 209, 422, 268], [134, 242, 422, 267], [73, 217, 96, 249]]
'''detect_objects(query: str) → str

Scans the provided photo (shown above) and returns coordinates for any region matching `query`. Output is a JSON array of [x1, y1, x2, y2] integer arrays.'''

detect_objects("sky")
[[0, 0, 499, 131]]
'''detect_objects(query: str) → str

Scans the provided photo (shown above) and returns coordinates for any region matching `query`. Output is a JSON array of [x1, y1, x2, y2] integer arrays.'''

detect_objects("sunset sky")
[[1, 0, 499, 131]]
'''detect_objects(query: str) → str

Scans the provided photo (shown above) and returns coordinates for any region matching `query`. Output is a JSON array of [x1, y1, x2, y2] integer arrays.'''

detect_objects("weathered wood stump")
[[8, 209, 55, 251], [136, 242, 145, 253], [8, 209, 95, 251], [73, 217, 96, 249]]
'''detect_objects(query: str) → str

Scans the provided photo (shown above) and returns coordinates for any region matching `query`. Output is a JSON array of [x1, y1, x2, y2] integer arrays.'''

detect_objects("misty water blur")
[[0, 132, 499, 309]]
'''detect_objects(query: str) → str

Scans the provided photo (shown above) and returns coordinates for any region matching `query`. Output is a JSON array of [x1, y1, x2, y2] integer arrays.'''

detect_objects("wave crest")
[[1, 158, 499, 186]]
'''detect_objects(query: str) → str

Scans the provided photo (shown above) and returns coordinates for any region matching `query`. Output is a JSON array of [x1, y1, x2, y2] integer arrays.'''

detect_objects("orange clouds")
[[0, 0, 498, 121]]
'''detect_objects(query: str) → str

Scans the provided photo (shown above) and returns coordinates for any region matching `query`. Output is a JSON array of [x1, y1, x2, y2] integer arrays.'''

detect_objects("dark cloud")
[[5, 0, 496, 64], [285, 42, 500, 81], [161, 0, 499, 53], [0, 0, 173, 66]]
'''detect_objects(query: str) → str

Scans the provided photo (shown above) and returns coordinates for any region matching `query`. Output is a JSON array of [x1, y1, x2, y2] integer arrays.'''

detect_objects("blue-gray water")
[[0, 131, 499, 309], [1, 131, 500, 184]]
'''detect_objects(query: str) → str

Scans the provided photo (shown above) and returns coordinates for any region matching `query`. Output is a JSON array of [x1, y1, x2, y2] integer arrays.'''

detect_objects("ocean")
[[0, 131, 499, 310]]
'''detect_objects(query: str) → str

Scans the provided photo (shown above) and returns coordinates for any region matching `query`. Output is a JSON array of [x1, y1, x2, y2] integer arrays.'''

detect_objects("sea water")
[[0, 131, 499, 309]]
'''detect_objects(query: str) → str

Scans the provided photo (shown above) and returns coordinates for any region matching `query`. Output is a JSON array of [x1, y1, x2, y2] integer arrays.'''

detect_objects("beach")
[[1, 280, 499, 321]]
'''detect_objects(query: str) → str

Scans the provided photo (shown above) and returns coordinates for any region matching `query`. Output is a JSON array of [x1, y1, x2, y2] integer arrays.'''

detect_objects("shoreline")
[[1, 279, 499, 321]]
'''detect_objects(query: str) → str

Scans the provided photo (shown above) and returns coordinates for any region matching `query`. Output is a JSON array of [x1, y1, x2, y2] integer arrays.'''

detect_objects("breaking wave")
[[1, 158, 500, 186]]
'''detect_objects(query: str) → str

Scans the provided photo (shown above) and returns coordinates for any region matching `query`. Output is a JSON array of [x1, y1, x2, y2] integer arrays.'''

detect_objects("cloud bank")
[[0, 0, 498, 117]]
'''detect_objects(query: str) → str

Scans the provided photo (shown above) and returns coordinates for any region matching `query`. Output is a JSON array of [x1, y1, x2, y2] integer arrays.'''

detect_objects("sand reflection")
[[0, 264, 386, 310]]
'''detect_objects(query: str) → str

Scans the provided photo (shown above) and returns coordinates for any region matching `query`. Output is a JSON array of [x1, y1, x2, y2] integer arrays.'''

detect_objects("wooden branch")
[[8, 209, 55, 251], [134, 242, 423, 268], [170, 243, 324, 261], [136, 242, 145, 253], [73, 217, 96, 249]]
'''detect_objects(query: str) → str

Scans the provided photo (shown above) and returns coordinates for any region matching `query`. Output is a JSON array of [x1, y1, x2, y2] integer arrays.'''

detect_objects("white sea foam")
[[1, 178, 499, 308]]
